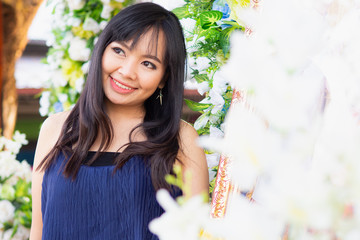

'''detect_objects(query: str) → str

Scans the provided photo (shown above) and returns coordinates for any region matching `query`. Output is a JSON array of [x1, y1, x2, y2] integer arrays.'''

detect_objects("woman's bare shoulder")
[[41, 110, 71, 131], [179, 119, 198, 140], [178, 120, 209, 196], [178, 119, 203, 159], [34, 110, 71, 167]]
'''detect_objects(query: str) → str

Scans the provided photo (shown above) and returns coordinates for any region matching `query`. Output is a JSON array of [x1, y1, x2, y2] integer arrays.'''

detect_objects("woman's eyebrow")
[[115, 41, 162, 64], [143, 54, 162, 64]]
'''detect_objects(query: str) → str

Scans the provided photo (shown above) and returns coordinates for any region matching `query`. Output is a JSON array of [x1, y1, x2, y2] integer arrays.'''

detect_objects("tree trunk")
[[2, 0, 43, 138]]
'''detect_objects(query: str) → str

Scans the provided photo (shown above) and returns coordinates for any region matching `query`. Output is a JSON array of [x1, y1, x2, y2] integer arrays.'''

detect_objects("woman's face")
[[102, 30, 166, 110]]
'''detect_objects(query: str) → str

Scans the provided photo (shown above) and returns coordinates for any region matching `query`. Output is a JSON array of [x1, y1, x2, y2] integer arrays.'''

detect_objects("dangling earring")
[[157, 88, 163, 106]]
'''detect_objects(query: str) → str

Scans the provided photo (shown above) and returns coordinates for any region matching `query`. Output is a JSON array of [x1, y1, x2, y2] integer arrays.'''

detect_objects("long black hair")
[[37, 2, 187, 190]]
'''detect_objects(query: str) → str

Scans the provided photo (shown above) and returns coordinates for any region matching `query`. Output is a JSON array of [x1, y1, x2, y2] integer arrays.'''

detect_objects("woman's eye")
[[112, 47, 125, 55], [142, 61, 156, 70]]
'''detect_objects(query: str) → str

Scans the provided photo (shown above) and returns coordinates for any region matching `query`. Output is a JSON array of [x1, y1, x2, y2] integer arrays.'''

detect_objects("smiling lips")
[[110, 76, 136, 93]]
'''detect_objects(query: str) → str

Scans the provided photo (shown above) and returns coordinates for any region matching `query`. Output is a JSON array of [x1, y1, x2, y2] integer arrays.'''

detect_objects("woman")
[[30, 3, 208, 240]]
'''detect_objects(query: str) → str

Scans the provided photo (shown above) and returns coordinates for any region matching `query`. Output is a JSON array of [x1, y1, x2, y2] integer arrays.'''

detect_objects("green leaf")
[[222, 20, 243, 29], [220, 26, 238, 55], [15, 179, 31, 198], [172, 6, 190, 19], [194, 74, 209, 83], [40, 57, 48, 64], [185, 99, 212, 112], [19, 215, 32, 228], [199, 11, 223, 29]]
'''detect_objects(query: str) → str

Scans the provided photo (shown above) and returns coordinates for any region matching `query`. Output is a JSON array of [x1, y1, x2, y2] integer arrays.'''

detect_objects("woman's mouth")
[[110, 76, 135, 90]]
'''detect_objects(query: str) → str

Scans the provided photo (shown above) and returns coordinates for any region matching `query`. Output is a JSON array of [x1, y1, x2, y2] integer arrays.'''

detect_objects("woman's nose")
[[117, 59, 137, 80]]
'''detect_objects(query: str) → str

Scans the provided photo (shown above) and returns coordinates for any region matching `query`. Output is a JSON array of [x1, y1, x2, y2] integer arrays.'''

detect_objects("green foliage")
[[172, 6, 190, 19], [208, 165, 218, 198], [173, 0, 249, 197], [199, 10, 223, 29], [220, 26, 239, 55], [185, 99, 212, 112], [0, 132, 32, 237], [194, 73, 210, 83]]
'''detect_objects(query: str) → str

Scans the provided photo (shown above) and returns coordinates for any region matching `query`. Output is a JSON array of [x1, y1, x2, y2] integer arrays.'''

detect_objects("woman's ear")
[[158, 81, 165, 89]]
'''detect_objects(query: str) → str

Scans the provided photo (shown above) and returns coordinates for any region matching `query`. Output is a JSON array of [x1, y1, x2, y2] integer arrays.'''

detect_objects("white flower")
[[152, 0, 185, 10], [4, 139, 21, 155], [93, 37, 99, 45], [199, 104, 275, 191], [208, 89, 225, 114], [40, 91, 50, 108], [67, 0, 85, 11], [54, 2, 65, 16], [180, 18, 196, 38], [17, 161, 32, 182], [204, 194, 283, 240], [68, 37, 91, 62], [194, 57, 210, 73], [51, 69, 67, 88], [194, 113, 209, 130], [47, 51, 64, 69], [209, 126, 224, 138], [196, 81, 210, 95], [149, 189, 209, 240], [81, 61, 90, 74], [205, 153, 220, 182], [205, 152, 220, 170], [99, 21, 108, 30], [101, 5, 113, 19], [345, 230, 360, 240], [58, 93, 68, 103], [75, 77, 85, 93], [0, 151, 32, 185], [2, 225, 30, 240], [13, 131, 28, 146], [46, 34, 56, 47], [39, 91, 51, 116], [66, 16, 81, 27], [39, 105, 49, 117], [60, 32, 75, 48], [208, 113, 220, 124], [0, 200, 15, 223], [212, 71, 228, 95], [83, 17, 100, 34], [14, 225, 30, 240]]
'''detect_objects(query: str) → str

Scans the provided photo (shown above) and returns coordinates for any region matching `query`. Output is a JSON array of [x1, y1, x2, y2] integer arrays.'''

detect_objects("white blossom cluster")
[[150, 0, 360, 239], [0, 131, 31, 239], [177, 3, 234, 182]]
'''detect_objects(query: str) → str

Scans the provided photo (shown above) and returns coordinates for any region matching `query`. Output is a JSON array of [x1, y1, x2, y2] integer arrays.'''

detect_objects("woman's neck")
[[105, 100, 145, 123]]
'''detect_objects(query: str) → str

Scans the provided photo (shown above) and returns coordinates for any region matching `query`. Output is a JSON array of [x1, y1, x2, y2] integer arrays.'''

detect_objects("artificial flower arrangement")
[[0, 131, 32, 240], [149, 0, 360, 239], [40, 0, 134, 117], [172, 0, 254, 195]]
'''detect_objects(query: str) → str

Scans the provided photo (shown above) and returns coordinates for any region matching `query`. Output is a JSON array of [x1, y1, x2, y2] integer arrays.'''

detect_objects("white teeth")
[[111, 77, 133, 90]]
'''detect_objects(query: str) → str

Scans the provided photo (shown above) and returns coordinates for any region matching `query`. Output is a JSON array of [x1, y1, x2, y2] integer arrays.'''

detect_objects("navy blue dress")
[[41, 152, 178, 240]]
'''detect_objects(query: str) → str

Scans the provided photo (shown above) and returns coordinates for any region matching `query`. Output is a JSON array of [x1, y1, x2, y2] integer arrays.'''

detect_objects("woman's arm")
[[177, 120, 209, 199], [30, 112, 69, 240]]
